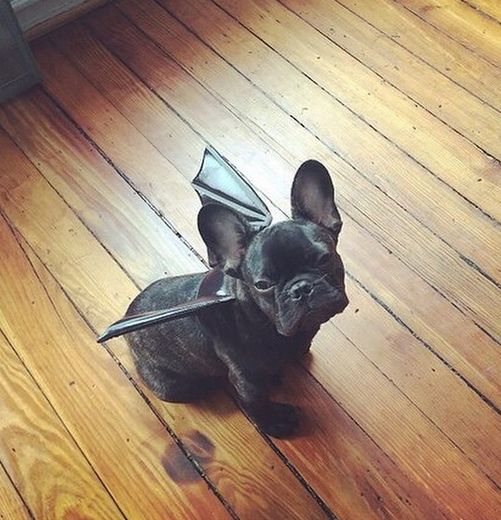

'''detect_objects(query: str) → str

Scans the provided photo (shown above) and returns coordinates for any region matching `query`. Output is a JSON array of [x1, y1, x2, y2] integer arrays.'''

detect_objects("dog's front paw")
[[253, 402, 300, 438]]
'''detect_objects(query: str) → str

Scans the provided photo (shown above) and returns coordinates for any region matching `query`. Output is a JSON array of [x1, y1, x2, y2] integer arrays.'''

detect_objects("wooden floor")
[[0, 0, 500, 518]]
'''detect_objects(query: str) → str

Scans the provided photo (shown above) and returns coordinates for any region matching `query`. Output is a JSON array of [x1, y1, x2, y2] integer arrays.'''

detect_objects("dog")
[[125, 159, 348, 437]]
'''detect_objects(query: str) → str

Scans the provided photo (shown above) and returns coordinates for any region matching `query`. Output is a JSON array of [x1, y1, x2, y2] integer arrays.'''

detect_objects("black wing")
[[96, 147, 271, 343], [192, 147, 271, 228], [96, 295, 234, 343], [96, 268, 235, 342]]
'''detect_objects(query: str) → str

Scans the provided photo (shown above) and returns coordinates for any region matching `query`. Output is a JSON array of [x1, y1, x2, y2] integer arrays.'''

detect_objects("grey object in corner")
[[0, 0, 40, 103]]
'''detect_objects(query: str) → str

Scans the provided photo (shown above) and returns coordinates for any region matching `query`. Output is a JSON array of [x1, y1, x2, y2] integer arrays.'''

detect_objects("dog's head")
[[198, 160, 348, 336]]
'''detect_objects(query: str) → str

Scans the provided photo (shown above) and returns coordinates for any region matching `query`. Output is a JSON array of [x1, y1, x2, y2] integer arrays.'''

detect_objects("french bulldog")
[[126, 160, 348, 437]]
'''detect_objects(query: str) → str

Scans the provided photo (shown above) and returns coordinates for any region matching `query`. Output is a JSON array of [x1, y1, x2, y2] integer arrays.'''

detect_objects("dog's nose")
[[290, 280, 313, 300]]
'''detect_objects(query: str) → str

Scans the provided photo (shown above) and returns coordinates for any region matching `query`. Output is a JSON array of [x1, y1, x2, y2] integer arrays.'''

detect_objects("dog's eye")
[[316, 253, 331, 266], [254, 280, 274, 291]]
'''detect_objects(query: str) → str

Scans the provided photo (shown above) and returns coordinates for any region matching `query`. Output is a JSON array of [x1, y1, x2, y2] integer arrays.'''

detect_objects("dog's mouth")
[[276, 294, 349, 337]]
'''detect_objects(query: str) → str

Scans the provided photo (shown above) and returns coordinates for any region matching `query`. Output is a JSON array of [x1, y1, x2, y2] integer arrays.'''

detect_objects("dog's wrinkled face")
[[242, 220, 348, 336], [198, 159, 349, 336]]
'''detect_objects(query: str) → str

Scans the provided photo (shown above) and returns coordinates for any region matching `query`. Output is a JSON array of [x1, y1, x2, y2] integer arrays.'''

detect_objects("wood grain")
[[0, 330, 124, 519], [308, 321, 501, 516], [87, 3, 501, 341], [466, 0, 501, 22], [0, 92, 204, 288], [281, 0, 501, 126], [273, 366, 451, 520], [334, 0, 501, 110], [0, 462, 31, 520], [341, 218, 501, 409], [169, 0, 501, 197], [46, 22, 285, 222], [397, 0, 501, 66], [0, 191, 230, 519]]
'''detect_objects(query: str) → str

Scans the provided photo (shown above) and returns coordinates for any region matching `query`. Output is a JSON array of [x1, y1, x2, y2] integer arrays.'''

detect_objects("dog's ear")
[[291, 160, 342, 239], [198, 204, 251, 277]]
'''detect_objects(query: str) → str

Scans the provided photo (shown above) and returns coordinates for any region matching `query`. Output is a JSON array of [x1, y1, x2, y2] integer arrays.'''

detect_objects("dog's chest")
[[218, 326, 310, 373], [199, 292, 314, 372]]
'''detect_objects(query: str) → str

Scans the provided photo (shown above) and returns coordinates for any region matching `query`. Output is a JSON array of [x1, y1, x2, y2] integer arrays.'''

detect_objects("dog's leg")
[[138, 364, 216, 403], [228, 368, 299, 438]]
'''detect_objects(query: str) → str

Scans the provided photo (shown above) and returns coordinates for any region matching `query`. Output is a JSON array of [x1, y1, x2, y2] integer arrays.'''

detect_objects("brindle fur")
[[126, 161, 348, 437]]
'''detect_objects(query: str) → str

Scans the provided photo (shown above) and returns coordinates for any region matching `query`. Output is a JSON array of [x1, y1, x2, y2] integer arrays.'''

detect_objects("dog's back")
[[126, 273, 226, 386]]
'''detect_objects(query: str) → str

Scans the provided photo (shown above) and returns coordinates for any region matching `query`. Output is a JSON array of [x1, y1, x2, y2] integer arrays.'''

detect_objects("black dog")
[[126, 160, 348, 437]]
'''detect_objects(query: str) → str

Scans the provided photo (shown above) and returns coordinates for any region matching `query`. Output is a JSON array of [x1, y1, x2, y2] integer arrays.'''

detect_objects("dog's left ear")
[[198, 204, 251, 277], [291, 160, 342, 239]]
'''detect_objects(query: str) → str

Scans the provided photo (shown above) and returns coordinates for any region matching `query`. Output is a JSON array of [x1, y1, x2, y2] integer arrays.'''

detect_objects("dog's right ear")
[[198, 204, 251, 277]]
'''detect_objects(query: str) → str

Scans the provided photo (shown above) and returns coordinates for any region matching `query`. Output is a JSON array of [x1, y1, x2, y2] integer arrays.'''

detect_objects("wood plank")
[[47, 17, 501, 414], [304, 322, 501, 519], [281, 0, 501, 124], [31, 44, 208, 261], [48, 18, 501, 414], [0, 330, 124, 519], [85, 4, 501, 341], [220, 0, 501, 193], [169, 0, 501, 196], [332, 279, 501, 483], [342, 218, 501, 408], [397, 0, 501, 66], [466, 0, 501, 22], [17, 30, 500, 516], [34, 41, 287, 233], [0, 95, 204, 289], [0, 462, 31, 520], [333, 0, 501, 111], [273, 368, 450, 520], [0, 189, 230, 519], [0, 103, 333, 520], [42, 25, 284, 224]]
